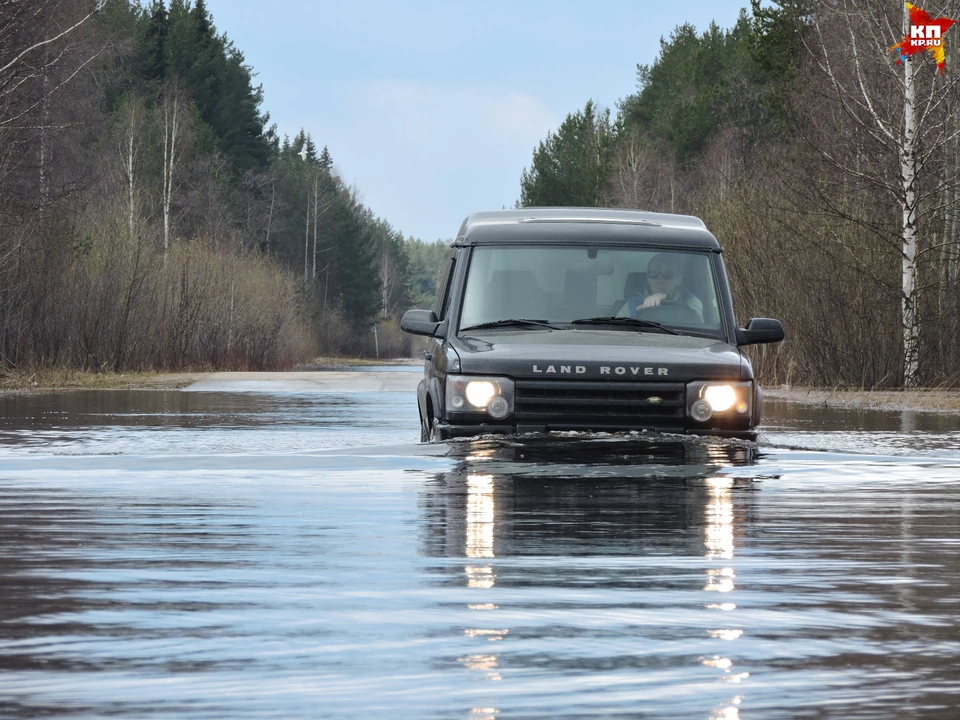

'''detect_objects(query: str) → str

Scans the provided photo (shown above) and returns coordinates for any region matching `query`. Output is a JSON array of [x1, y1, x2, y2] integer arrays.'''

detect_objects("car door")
[[425, 249, 458, 421]]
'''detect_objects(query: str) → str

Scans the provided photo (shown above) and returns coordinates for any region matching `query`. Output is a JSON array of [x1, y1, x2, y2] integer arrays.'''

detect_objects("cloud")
[[356, 80, 558, 147], [486, 92, 560, 140]]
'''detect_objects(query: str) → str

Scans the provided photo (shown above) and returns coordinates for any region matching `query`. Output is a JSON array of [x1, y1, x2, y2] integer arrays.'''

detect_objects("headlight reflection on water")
[[461, 473, 504, 686], [705, 476, 735, 562], [465, 474, 495, 562], [703, 474, 749, 715]]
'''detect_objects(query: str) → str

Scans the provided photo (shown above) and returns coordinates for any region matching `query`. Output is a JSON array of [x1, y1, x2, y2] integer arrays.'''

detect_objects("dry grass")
[[767, 386, 960, 413], [0, 359, 419, 392], [9, 369, 955, 414], [300, 356, 420, 367], [0, 369, 204, 392]]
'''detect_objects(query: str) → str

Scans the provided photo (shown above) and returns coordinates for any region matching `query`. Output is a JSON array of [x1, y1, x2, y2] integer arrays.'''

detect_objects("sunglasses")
[[647, 270, 676, 280]]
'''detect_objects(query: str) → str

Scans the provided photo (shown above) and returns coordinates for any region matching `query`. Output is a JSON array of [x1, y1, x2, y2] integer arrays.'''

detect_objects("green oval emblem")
[[648, 396, 663, 405]]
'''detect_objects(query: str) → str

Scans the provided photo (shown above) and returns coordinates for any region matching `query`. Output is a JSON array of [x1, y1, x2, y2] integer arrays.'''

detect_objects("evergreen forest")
[[521, 1, 960, 389], [3, 0, 958, 388], [0, 0, 449, 373]]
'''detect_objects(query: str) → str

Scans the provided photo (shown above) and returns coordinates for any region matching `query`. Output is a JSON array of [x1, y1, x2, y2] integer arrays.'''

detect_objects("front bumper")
[[437, 421, 757, 441]]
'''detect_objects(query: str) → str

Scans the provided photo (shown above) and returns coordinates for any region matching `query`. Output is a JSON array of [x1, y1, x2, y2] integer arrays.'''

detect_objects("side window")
[[435, 253, 456, 319]]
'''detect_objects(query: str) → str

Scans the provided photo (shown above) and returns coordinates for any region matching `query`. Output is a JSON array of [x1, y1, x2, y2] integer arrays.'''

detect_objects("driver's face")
[[647, 263, 679, 295]]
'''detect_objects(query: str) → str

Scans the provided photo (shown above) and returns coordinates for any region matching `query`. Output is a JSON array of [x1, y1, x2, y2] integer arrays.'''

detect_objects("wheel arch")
[[416, 380, 431, 425]]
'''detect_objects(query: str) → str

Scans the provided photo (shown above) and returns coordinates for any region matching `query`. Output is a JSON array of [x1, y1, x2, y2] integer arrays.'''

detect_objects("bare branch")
[[0, 43, 105, 128], [844, 14, 897, 144], [0, 7, 96, 79]]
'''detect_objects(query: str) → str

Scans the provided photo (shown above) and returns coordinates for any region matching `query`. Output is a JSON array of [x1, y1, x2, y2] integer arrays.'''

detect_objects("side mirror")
[[400, 308, 441, 337], [736, 318, 784, 346]]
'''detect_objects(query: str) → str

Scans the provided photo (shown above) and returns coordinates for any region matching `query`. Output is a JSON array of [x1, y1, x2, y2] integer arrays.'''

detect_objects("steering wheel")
[[637, 301, 702, 325]]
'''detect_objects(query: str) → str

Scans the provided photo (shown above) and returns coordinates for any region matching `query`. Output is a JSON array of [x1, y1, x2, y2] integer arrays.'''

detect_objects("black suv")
[[401, 208, 784, 441]]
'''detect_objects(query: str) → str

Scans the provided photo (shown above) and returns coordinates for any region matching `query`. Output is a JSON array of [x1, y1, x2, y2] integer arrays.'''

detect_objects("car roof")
[[454, 208, 722, 250]]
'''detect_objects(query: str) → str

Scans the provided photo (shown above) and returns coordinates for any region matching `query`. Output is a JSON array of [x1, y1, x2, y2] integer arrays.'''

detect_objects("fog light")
[[704, 385, 737, 412], [691, 399, 713, 422], [487, 396, 510, 419], [465, 381, 497, 408]]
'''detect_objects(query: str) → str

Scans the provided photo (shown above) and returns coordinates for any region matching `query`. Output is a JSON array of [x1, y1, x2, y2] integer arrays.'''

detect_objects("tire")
[[420, 416, 447, 443]]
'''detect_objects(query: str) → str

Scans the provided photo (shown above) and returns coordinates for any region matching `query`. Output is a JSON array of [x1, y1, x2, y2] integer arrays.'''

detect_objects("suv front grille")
[[513, 380, 686, 430]]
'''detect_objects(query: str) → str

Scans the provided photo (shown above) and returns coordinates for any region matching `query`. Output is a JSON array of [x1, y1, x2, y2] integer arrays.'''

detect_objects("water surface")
[[1, 379, 959, 718]]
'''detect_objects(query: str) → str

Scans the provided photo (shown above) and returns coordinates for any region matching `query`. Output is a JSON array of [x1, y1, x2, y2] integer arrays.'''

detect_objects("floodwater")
[[1, 372, 960, 719]]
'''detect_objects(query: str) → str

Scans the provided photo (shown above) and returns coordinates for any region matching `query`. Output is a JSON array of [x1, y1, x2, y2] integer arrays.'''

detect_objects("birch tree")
[[304, 184, 310, 280], [161, 85, 180, 258], [899, 2, 920, 387], [610, 131, 679, 212], [0, 0, 103, 222], [0, 0, 104, 368], [117, 97, 145, 246], [801, 0, 960, 387]]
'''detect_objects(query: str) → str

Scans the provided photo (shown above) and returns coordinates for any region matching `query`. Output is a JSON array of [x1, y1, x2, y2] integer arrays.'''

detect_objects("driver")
[[624, 253, 703, 321]]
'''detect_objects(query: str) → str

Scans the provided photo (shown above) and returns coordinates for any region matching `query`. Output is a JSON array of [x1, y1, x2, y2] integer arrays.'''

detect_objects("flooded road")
[[1, 372, 959, 718]]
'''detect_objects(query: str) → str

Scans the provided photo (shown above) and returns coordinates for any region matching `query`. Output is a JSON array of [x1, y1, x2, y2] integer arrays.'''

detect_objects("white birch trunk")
[[265, 180, 275, 255], [39, 61, 49, 224], [380, 249, 391, 317], [227, 277, 234, 357], [312, 175, 319, 280], [127, 131, 135, 244], [162, 92, 179, 260], [901, 6, 920, 388], [121, 107, 137, 246], [304, 186, 310, 280], [617, 138, 642, 208], [323, 263, 329, 315]]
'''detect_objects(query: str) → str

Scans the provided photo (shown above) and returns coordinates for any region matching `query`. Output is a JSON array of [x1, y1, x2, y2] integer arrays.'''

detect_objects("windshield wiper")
[[460, 318, 561, 332], [569, 316, 682, 335]]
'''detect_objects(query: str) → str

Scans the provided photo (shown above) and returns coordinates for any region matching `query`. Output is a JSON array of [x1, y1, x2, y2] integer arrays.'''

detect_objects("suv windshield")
[[458, 245, 724, 336]]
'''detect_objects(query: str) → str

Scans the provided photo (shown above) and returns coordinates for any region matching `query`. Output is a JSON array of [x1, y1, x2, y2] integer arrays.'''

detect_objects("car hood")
[[451, 329, 746, 382]]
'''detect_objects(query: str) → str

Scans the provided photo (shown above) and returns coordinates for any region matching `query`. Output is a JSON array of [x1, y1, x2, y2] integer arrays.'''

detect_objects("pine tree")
[[132, 0, 168, 99], [519, 100, 614, 207], [319, 146, 333, 171]]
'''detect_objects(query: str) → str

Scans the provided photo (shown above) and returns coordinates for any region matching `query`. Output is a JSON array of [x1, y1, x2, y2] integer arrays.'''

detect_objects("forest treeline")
[[520, 0, 960, 389], [0, 0, 449, 373], [6, 1, 958, 386]]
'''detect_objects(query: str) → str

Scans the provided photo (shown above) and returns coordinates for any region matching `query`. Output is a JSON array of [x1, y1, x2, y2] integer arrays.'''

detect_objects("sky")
[[203, 1, 757, 243]]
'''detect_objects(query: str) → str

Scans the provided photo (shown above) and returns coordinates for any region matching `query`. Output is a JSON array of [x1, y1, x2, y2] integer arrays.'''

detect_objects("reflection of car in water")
[[419, 436, 762, 560], [422, 435, 767, 695], [401, 208, 784, 441]]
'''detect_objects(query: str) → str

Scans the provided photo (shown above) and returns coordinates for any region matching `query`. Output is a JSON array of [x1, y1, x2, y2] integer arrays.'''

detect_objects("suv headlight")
[[686, 381, 752, 423], [446, 375, 515, 420]]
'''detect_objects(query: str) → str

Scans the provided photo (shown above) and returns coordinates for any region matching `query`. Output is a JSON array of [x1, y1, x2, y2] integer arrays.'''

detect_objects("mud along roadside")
[[765, 386, 960, 414], [4, 369, 959, 415]]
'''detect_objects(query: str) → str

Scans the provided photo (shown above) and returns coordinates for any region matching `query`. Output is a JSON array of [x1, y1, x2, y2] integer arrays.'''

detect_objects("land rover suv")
[[400, 208, 784, 441]]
